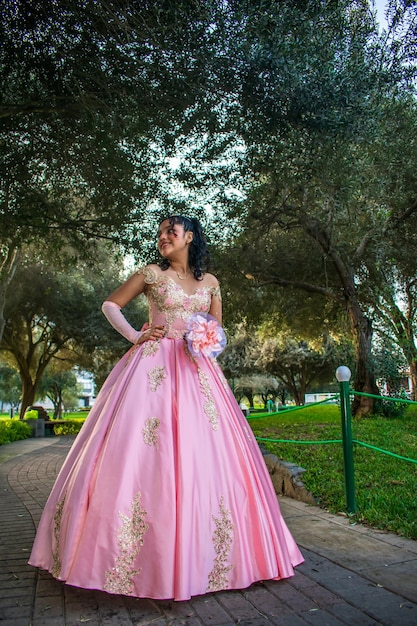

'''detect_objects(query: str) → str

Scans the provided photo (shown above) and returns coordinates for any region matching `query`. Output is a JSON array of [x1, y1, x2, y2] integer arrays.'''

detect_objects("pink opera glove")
[[101, 301, 143, 344], [186, 312, 227, 358]]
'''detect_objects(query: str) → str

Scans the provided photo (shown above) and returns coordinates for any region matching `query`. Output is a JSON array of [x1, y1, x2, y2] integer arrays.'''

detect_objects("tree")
[[210, 0, 417, 415], [234, 374, 282, 408], [232, 373, 280, 408], [372, 335, 409, 417], [3, 1, 416, 415], [372, 336, 408, 395], [218, 323, 256, 382], [0, 0, 231, 342], [37, 366, 79, 419], [360, 147, 417, 401], [0, 249, 148, 417], [369, 267, 417, 400], [0, 363, 21, 413], [62, 386, 83, 413], [219, 314, 348, 406], [0, 0, 223, 239], [1, 264, 89, 417], [255, 334, 336, 406]]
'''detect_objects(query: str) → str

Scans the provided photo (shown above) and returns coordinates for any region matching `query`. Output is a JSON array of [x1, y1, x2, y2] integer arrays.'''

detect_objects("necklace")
[[176, 270, 190, 280]]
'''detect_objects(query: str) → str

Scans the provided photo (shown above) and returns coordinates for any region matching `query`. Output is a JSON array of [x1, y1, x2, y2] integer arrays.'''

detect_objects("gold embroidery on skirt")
[[142, 417, 160, 447], [207, 497, 234, 592], [142, 339, 160, 358], [104, 493, 149, 595], [51, 495, 66, 578], [210, 359, 229, 390], [147, 365, 166, 391], [198, 367, 219, 430]]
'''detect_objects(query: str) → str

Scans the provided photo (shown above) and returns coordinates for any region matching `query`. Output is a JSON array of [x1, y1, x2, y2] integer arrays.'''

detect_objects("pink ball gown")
[[29, 265, 303, 601]]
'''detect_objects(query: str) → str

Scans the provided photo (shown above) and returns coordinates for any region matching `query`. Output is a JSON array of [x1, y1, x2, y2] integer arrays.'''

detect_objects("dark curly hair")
[[159, 215, 210, 280]]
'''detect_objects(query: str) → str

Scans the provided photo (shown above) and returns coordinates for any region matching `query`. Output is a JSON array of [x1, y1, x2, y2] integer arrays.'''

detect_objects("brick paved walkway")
[[1, 437, 417, 625]]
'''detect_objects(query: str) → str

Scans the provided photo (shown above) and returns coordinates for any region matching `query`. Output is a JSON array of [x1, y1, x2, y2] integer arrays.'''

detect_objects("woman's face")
[[157, 219, 192, 257]]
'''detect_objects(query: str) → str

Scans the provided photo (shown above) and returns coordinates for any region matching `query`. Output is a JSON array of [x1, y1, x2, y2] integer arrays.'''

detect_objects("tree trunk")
[[19, 374, 37, 419], [302, 217, 379, 415], [55, 396, 63, 419], [408, 359, 417, 401], [285, 378, 302, 405], [346, 298, 379, 416], [18, 360, 50, 419], [299, 376, 307, 406], [0, 246, 20, 344]]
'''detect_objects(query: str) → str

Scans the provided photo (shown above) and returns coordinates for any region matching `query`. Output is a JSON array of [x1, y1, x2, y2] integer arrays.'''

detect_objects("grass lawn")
[[249, 403, 417, 540]]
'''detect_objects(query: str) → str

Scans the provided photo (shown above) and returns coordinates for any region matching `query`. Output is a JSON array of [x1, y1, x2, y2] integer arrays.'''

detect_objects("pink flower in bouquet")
[[186, 313, 227, 358]]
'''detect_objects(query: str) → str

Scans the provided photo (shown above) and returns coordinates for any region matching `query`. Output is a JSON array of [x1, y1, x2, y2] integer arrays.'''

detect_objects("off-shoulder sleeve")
[[210, 285, 222, 301], [137, 265, 159, 285]]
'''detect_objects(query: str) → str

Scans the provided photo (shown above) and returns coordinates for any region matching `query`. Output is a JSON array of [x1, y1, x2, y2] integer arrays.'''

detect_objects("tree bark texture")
[[346, 298, 379, 416]]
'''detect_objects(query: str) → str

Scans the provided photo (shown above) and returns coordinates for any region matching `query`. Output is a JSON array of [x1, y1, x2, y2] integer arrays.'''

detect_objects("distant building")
[[304, 392, 338, 405], [76, 370, 96, 408]]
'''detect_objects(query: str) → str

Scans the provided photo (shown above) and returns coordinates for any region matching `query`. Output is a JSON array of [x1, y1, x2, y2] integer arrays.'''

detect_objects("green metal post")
[[336, 366, 356, 514]]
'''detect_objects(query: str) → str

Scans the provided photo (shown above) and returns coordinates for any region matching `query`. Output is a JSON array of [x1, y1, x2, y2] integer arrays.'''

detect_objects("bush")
[[24, 409, 38, 420], [373, 396, 407, 418], [53, 420, 85, 436], [0, 420, 31, 445]]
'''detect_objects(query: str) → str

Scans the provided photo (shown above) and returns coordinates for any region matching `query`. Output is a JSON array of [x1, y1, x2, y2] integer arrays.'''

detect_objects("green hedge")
[[52, 420, 86, 436], [0, 420, 32, 445]]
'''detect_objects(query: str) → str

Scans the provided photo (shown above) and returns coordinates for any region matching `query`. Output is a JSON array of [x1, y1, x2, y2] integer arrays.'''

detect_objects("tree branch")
[[257, 276, 339, 300], [386, 198, 417, 230]]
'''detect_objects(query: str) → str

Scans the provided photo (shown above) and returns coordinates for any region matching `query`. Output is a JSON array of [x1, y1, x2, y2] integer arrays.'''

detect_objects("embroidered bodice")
[[138, 265, 221, 339]]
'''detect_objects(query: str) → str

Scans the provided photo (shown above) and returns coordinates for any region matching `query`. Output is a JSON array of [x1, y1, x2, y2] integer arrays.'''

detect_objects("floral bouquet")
[[186, 312, 227, 358]]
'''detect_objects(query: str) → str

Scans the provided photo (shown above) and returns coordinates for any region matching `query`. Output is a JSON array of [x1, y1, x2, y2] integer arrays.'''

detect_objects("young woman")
[[29, 215, 303, 601]]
